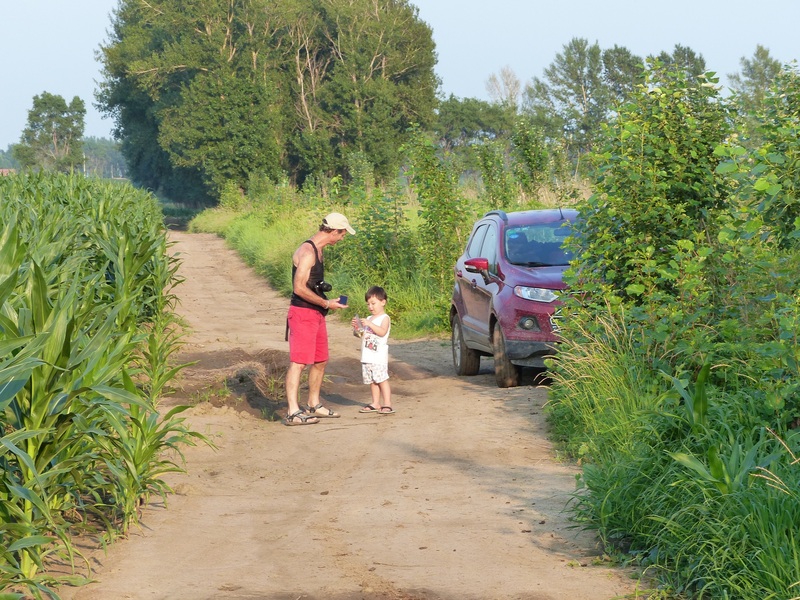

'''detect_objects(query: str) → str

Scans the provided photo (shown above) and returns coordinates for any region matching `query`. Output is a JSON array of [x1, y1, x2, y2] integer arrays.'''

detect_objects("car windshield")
[[505, 223, 573, 266]]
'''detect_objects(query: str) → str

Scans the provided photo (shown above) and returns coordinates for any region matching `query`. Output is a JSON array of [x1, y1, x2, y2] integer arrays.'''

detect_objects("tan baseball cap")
[[323, 212, 356, 235]]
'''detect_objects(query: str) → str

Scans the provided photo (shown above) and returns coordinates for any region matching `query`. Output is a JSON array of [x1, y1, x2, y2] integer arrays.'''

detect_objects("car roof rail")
[[485, 209, 508, 222]]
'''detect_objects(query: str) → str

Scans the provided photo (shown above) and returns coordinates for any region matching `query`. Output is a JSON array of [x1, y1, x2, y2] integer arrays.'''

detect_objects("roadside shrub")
[[549, 62, 800, 598], [402, 127, 469, 307]]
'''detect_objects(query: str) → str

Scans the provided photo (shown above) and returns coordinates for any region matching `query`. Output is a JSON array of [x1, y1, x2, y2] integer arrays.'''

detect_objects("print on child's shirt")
[[364, 333, 379, 352]]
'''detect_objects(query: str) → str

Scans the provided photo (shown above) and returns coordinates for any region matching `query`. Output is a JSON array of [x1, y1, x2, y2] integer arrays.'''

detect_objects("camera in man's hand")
[[314, 280, 332, 294]]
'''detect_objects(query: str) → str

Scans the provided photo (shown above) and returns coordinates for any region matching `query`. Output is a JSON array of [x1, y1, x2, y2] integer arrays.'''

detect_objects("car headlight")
[[513, 286, 558, 303]]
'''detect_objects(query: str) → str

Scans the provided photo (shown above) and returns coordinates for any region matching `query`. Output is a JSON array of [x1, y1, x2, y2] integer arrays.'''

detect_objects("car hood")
[[502, 264, 568, 290]]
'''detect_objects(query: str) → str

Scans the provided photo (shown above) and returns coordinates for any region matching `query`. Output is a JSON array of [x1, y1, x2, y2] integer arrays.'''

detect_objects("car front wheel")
[[451, 315, 481, 376], [492, 326, 520, 388]]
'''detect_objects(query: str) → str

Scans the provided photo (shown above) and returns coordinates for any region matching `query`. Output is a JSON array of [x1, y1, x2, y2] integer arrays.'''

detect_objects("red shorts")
[[287, 305, 329, 365]]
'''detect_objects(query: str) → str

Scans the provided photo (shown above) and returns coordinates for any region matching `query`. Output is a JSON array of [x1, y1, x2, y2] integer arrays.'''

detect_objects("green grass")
[[188, 196, 452, 339], [547, 305, 800, 599]]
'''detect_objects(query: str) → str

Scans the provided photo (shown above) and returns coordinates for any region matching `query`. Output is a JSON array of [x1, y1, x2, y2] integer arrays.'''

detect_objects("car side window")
[[466, 224, 488, 259], [479, 225, 498, 274]]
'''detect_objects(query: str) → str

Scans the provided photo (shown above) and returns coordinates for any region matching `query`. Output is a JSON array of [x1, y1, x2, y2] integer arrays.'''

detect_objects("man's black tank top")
[[290, 240, 328, 315]]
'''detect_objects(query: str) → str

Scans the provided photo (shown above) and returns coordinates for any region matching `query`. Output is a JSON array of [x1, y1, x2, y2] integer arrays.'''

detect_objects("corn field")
[[0, 172, 203, 599]]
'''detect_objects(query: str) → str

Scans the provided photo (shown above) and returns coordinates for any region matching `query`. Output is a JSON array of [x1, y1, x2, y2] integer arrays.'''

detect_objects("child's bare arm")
[[366, 315, 390, 336]]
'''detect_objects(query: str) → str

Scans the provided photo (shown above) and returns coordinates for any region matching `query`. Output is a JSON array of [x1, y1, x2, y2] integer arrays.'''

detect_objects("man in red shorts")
[[284, 212, 355, 425]]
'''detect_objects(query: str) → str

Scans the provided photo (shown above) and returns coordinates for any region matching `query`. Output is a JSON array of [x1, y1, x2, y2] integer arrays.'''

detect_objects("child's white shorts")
[[361, 362, 389, 384]]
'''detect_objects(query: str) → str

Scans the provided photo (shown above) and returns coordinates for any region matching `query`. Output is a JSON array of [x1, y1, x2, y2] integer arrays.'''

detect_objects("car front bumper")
[[504, 339, 557, 367]]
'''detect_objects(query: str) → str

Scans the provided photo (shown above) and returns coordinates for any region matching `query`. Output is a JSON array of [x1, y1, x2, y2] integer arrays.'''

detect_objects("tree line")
[[95, 0, 438, 204], [3, 89, 126, 179], [7, 0, 787, 206], [2, 135, 127, 180]]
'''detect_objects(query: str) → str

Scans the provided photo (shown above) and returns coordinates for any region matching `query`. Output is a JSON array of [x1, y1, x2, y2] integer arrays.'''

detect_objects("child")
[[352, 286, 393, 414]]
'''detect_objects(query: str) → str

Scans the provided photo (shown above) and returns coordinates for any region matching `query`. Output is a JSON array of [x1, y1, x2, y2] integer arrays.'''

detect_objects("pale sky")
[[2, 0, 799, 149]]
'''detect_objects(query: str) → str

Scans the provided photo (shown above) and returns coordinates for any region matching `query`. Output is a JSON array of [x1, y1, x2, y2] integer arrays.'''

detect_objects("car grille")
[[549, 307, 564, 333]]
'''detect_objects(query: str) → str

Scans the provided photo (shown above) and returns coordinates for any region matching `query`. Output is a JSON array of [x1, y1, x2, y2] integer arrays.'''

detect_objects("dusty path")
[[56, 231, 639, 600]]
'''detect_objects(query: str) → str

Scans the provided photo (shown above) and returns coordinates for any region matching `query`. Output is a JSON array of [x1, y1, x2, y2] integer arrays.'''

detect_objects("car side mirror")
[[464, 257, 490, 273]]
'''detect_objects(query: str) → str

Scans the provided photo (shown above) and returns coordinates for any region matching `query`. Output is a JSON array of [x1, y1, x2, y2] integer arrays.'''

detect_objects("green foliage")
[[0, 146, 20, 170], [548, 304, 800, 598], [218, 180, 248, 212], [344, 150, 375, 196], [97, 0, 438, 201], [569, 64, 730, 307], [158, 71, 284, 196], [467, 115, 584, 210], [81, 137, 127, 179], [0, 173, 203, 596], [434, 94, 512, 157], [728, 45, 782, 122], [665, 360, 711, 434], [475, 140, 516, 210], [402, 128, 468, 309], [522, 37, 641, 169], [650, 43, 707, 82], [346, 185, 415, 276], [509, 118, 549, 195], [717, 63, 800, 249], [548, 57, 800, 598], [13, 93, 85, 173], [601, 45, 646, 103]]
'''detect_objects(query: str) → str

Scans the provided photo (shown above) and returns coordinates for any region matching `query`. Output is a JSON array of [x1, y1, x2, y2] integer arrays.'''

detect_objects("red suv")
[[450, 208, 577, 387]]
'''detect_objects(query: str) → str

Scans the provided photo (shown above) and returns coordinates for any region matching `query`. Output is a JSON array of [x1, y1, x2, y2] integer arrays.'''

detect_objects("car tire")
[[451, 315, 481, 376], [492, 326, 520, 388]]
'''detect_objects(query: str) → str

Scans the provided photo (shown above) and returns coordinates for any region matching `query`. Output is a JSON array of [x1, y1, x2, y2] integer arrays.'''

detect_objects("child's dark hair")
[[365, 286, 387, 302]]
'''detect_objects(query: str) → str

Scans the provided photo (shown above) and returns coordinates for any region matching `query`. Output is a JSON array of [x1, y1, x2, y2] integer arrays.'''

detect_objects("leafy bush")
[[547, 62, 800, 597]]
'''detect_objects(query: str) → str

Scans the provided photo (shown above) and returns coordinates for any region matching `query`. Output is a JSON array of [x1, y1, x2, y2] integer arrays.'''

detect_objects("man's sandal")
[[284, 410, 319, 426], [359, 404, 380, 413], [305, 404, 340, 418]]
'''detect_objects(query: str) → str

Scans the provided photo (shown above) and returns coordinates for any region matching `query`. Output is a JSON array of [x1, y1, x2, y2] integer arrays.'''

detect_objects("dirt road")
[[56, 231, 639, 600]]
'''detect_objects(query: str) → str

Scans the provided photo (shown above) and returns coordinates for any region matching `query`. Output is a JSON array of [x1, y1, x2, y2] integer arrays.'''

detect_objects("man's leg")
[[285, 361, 306, 416], [306, 360, 327, 408]]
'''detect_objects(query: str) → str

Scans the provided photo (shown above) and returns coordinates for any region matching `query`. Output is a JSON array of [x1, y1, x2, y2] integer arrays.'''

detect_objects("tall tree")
[[308, 0, 438, 181], [728, 44, 782, 117], [96, 0, 438, 199], [486, 65, 521, 112], [13, 92, 85, 172], [601, 45, 645, 106], [97, 0, 287, 201], [651, 44, 707, 82], [434, 95, 510, 152], [158, 70, 285, 193], [521, 38, 610, 169]]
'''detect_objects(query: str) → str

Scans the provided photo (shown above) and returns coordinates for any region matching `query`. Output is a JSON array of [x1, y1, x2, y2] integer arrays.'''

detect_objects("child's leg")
[[370, 381, 382, 407], [377, 379, 391, 408]]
